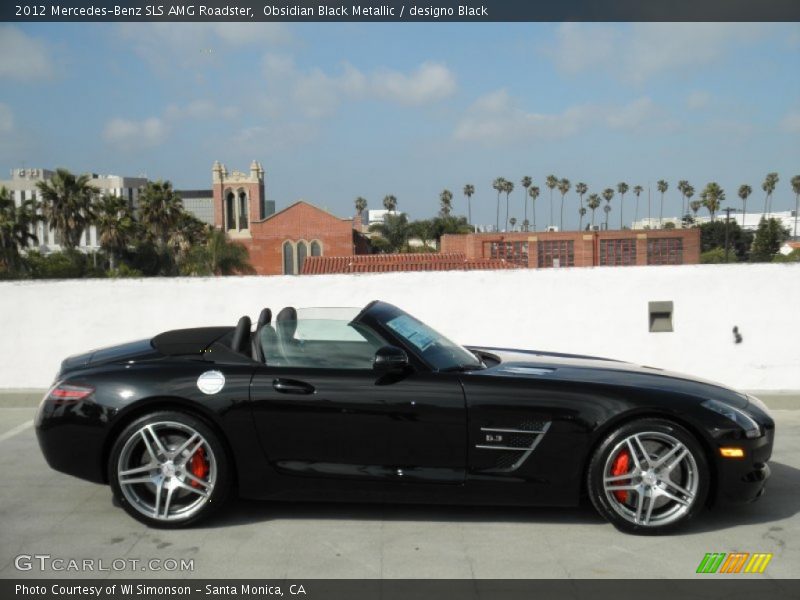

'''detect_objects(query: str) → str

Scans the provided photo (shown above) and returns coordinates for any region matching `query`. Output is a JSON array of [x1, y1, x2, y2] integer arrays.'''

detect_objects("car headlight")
[[702, 399, 761, 438]]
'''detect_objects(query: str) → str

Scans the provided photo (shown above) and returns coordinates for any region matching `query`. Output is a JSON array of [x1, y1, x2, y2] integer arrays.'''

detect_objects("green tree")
[[558, 178, 571, 231], [509, 217, 517, 231], [491, 177, 506, 232], [617, 182, 629, 230], [737, 185, 752, 231], [382, 194, 398, 212], [656, 179, 668, 227], [462, 184, 474, 227], [439, 189, 453, 217], [0, 186, 40, 274], [520, 176, 532, 228], [545, 174, 558, 228], [578, 206, 587, 231], [699, 220, 753, 262], [369, 213, 410, 253], [36, 168, 99, 249], [354, 196, 367, 219], [94, 194, 137, 270], [502, 179, 514, 231], [750, 217, 789, 262], [677, 180, 689, 224], [700, 182, 725, 222], [182, 227, 255, 276], [528, 186, 540, 232], [791, 175, 800, 238], [587, 194, 601, 227], [138, 180, 184, 248], [601, 188, 614, 229], [690, 200, 702, 219], [575, 182, 588, 211], [632, 185, 643, 227], [761, 172, 779, 215]]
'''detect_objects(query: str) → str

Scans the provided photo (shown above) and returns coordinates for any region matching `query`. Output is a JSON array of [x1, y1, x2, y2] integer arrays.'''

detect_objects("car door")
[[249, 317, 466, 484]]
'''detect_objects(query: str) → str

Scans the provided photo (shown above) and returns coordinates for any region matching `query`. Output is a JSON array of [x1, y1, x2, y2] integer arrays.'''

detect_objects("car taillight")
[[47, 383, 95, 403]]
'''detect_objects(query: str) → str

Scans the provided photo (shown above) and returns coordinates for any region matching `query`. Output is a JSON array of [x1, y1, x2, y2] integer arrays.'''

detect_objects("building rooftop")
[[301, 252, 519, 275]]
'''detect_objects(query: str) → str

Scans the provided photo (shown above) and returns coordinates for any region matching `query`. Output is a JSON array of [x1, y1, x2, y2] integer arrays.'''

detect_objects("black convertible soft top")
[[151, 326, 234, 356]]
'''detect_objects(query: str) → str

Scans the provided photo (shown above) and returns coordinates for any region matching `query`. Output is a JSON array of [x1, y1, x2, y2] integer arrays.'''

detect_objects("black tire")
[[108, 410, 232, 528], [587, 418, 709, 535]]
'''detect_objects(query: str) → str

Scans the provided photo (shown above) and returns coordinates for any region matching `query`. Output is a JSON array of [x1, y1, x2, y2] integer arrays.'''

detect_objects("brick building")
[[439, 229, 700, 268], [212, 161, 370, 275]]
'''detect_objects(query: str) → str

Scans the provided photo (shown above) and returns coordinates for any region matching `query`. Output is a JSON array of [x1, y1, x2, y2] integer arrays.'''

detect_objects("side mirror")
[[373, 345, 409, 372]]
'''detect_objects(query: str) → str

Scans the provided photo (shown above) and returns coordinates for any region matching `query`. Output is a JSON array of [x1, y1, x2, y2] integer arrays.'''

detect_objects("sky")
[[1, 22, 799, 229]]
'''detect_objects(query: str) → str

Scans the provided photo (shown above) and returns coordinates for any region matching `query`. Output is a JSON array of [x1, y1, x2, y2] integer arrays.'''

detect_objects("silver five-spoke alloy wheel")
[[602, 431, 699, 528], [116, 421, 217, 522]]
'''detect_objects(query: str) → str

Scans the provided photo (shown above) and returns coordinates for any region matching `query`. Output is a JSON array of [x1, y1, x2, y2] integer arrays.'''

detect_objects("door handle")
[[272, 379, 315, 395]]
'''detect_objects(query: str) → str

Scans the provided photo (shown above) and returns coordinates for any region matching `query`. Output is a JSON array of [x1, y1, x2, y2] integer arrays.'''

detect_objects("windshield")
[[382, 311, 484, 372]]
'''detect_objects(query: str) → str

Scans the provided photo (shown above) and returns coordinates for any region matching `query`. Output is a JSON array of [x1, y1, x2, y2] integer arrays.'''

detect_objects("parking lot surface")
[[1, 403, 798, 579]]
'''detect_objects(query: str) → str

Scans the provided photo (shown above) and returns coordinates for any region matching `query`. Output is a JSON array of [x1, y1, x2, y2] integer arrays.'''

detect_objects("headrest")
[[231, 315, 252, 354], [257, 308, 272, 328], [276, 306, 297, 338]]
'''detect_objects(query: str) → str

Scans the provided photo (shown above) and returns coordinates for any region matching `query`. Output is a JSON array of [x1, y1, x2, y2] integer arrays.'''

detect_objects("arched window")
[[225, 192, 235, 230], [297, 241, 308, 273], [310, 240, 322, 256], [283, 241, 295, 275], [238, 191, 248, 230]]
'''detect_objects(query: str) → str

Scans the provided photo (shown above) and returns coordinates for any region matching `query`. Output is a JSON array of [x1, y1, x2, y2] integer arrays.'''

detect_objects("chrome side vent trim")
[[475, 421, 552, 473]]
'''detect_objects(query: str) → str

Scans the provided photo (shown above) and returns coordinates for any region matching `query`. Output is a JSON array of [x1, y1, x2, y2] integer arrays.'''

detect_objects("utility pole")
[[721, 207, 738, 263]]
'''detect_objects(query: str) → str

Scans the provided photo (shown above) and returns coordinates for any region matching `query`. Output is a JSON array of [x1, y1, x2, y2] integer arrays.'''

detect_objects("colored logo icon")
[[696, 552, 773, 574]]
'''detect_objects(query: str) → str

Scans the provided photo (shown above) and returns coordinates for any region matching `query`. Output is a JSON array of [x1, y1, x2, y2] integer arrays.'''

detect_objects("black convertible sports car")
[[36, 301, 774, 534]]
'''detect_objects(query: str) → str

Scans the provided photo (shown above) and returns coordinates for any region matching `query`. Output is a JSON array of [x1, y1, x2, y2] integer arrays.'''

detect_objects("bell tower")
[[212, 160, 266, 236]]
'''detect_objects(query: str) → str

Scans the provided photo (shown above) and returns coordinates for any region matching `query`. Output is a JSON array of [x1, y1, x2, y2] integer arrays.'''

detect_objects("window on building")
[[297, 241, 308, 273], [485, 241, 528, 266], [283, 241, 295, 275], [537, 240, 574, 268], [238, 191, 248, 230], [225, 192, 235, 230], [600, 239, 637, 266], [310, 241, 322, 256], [647, 238, 683, 265]]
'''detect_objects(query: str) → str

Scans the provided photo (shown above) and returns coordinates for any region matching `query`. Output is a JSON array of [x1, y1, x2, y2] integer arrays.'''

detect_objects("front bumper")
[[714, 424, 774, 504]]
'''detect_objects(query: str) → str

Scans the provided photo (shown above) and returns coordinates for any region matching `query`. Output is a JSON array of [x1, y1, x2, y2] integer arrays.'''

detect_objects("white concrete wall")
[[1, 263, 798, 391]]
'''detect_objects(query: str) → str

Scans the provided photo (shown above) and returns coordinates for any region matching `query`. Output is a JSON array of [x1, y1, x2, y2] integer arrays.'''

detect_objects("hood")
[[471, 347, 749, 409]]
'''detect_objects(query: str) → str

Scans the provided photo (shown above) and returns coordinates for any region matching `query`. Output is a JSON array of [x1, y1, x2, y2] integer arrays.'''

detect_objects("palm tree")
[[354, 196, 367, 220], [656, 180, 668, 228], [737, 185, 752, 231], [503, 179, 514, 231], [690, 200, 702, 219], [578, 206, 587, 231], [509, 217, 517, 231], [632, 185, 643, 227], [0, 186, 40, 272], [601, 188, 614, 229], [183, 227, 255, 276], [382, 194, 398, 212], [138, 180, 184, 250], [791, 175, 800, 238], [522, 219, 530, 232], [528, 186, 540, 232], [761, 172, 779, 215], [94, 194, 136, 270], [683, 185, 695, 226], [575, 182, 588, 211], [587, 194, 601, 227], [617, 182, 629, 229], [36, 168, 99, 249], [557, 178, 571, 231], [492, 177, 506, 232], [677, 180, 689, 224], [520, 176, 532, 228], [439, 189, 453, 217], [700, 182, 725, 221], [462, 184, 474, 227], [545, 174, 558, 228]]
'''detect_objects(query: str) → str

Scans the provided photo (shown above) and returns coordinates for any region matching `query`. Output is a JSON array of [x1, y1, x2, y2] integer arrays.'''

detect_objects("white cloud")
[[103, 117, 166, 148], [453, 91, 676, 144], [0, 103, 13, 133], [686, 91, 711, 110], [780, 110, 800, 133], [262, 55, 456, 118], [549, 23, 769, 84], [0, 25, 53, 80]]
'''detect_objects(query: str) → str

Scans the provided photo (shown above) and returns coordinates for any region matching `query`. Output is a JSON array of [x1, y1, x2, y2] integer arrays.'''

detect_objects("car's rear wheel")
[[587, 418, 709, 534], [108, 411, 231, 528]]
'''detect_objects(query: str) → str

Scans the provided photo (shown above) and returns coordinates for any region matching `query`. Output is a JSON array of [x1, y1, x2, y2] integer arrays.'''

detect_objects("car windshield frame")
[[358, 301, 485, 372]]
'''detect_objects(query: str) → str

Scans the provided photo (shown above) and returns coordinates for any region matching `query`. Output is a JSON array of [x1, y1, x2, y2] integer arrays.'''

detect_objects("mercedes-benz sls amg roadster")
[[36, 300, 774, 534]]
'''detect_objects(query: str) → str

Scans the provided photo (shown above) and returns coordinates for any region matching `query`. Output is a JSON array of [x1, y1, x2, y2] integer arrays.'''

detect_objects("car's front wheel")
[[108, 411, 232, 528], [587, 418, 709, 534]]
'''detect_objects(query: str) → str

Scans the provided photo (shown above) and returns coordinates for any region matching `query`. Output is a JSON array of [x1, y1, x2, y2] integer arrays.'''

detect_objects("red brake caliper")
[[610, 450, 631, 503], [189, 447, 209, 488]]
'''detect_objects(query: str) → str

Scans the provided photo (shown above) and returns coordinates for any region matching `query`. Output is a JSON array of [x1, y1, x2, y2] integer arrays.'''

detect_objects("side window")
[[261, 319, 386, 369]]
